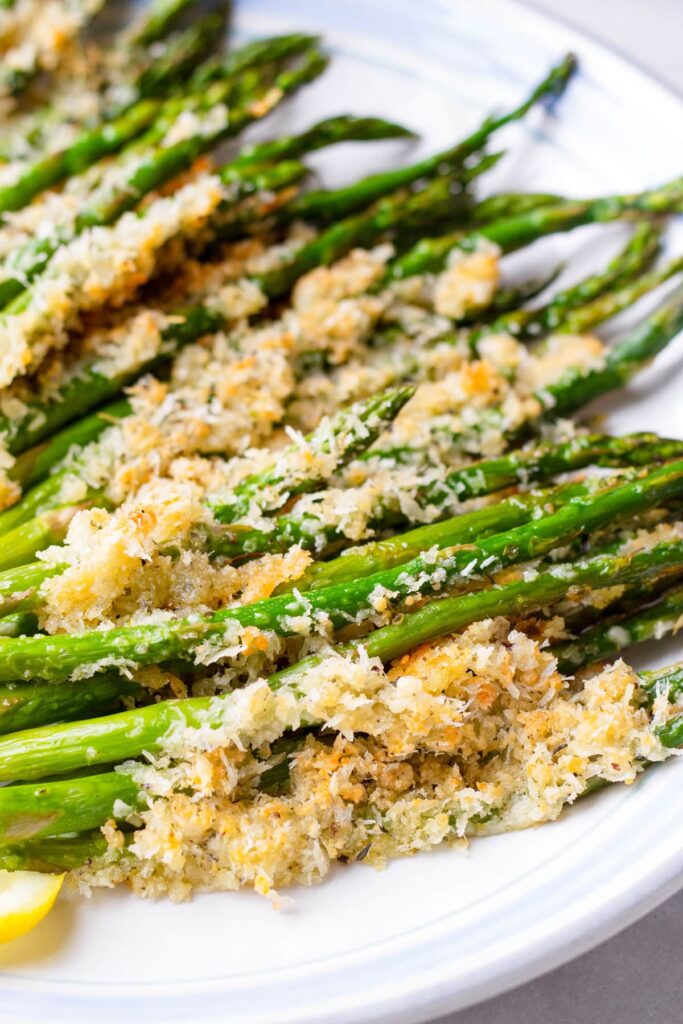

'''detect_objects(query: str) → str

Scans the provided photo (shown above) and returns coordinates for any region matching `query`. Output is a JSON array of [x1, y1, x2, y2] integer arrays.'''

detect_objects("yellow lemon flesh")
[[0, 870, 64, 944]]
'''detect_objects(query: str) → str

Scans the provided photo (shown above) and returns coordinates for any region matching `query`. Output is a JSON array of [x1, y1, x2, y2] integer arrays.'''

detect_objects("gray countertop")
[[437, 2, 683, 1023]]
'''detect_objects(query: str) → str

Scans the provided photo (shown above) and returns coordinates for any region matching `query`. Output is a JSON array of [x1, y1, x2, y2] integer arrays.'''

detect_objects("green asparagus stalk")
[[231, 113, 414, 167], [74, 49, 328, 232], [272, 480, 593, 592], [209, 385, 415, 524], [7, 399, 129, 510], [383, 178, 683, 284], [539, 284, 683, 420], [14, 207, 648, 498], [0, 505, 90, 573], [417, 431, 683, 515], [0, 672, 142, 735], [547, 253, 683, 338], [3, 458, 683, 685], [525, 221, 662, 335], [2, 481, 589, 614], [0, 11, 224, 161], [0, 100, 161, 215], [5, 274, 683, 544], [128, 0, 197, 47], [187, 32, 318, 89], [0, 117, 408, 455], [0, 562, 66, 616], [0, 171, 468, 520], [213, 433, 683, 563], [377, 287, 683, 464], [5, 644, 683, 855], [0, 613, 38, 638], [285, 53, 576, 224], [252, 166, 486, 299], [0, 771, 144, 843], [1, 534, 683, 781], [650, 663, 683, 747], [132, 13, 227, 101], [552, 581, 683, 673], [0, 832, 111, 873]]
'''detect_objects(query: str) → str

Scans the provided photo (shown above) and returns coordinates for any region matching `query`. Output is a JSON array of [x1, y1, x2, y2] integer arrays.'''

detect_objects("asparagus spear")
[[0, 387, 414, 569], [4, 481, 591, 615], [209, 385, 415, 524], [0, 12, 224, 162], [0, 505, 91, 573], [76, 48, 328, 228], [0, 437, 661, 611], [412, 431, 683, 517], [0, 672, 143, 735], [0, 832, 112, 873], [553, 581, 683, 673], [523, 220, 662, 336], [187, 32, 318, 89], [643, 663, 683, 747], [1, 533, 682, 780], [132, 13, 227, 102], [3, 458, 683, 684], [252, 161, 491, 299], [5, 645, 683, 858], [0, 771, 144, 843], [0, 113, 410, 312], [0, 401, 126, 534], [285, 53, 576, 224], [5, 273, 683, 543], [0, 562, 65, 616], [373, 286, 683, 465], [271, 480, 593, 591], [213, 433, 683, 564], [545, 253, 683, 339], [0, 613, 38, 638], [128, 0, 197, 47], [0, 100, 161, 215], [3, 192, 661, 492], [382, 178, 683, 284], [539, 284, 683, 420], [230, 113, 414, 167]]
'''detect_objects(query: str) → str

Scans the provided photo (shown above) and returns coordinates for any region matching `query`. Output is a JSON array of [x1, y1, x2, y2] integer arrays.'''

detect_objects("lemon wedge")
[[0, 870, 64, 944]]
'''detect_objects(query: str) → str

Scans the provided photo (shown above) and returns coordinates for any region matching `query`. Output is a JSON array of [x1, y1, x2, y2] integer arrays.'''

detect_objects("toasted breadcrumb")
[[73, 619, 671, 901]]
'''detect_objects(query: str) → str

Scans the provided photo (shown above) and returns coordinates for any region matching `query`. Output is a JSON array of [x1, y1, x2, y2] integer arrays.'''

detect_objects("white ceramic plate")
[[2, 2, 683, 1021]]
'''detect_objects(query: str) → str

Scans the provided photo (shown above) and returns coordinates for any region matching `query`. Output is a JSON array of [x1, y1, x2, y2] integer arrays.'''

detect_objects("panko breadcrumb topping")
[[73, 619, 669, 901]]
